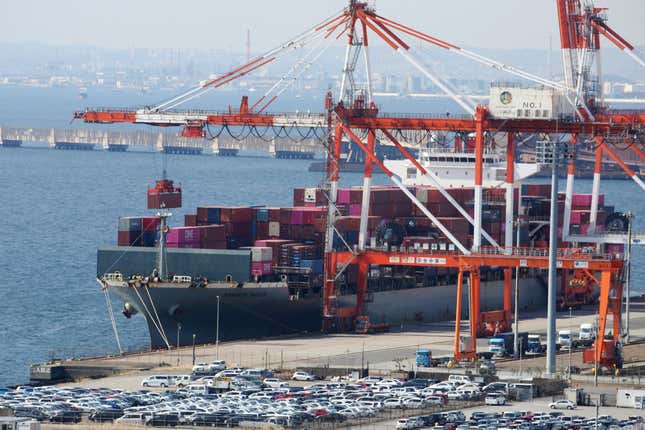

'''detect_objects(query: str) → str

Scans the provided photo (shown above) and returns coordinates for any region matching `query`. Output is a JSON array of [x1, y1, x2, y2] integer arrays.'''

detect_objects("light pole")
[[176, 323, 182, 366], [624, 211, 633, 344], [513, 216, 521, 359], [216, 295, 220, 360], [192, 334, 196, 366], [568, 307, 573, 381]]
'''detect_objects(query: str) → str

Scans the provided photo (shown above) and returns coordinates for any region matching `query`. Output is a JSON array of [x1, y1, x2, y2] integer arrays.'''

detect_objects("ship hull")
[[111, 275, 549, 349], [111, 284, 322, 349]]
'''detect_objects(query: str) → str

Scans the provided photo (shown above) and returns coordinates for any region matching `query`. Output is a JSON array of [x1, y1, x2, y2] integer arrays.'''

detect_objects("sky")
[[1, 0, 644, 51]]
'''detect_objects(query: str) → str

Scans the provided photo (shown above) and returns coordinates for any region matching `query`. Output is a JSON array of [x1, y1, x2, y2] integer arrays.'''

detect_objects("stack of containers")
[[196, 206, 222, 225], [293, 187, 327, 207], [253, 207, 270, 240], [254, 239, 293, 266], [569, 193, 606, 234], [250, 246, 274, 276], [279, 206, 326, 241], [118, 216, 143, 247], [118, 216, 160, 247], [199, 225, 227, 249]]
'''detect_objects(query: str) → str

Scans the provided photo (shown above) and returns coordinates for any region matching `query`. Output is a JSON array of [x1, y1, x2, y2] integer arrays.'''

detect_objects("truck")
[[355, 316, 390, 334], [488, 332, 529, 357], [578, 324, 596, 347], [415, 349, 438, 367], [526, 334, 546, 355]]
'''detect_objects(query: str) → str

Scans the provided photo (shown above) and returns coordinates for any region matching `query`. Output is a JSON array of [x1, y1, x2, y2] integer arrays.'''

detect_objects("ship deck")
[[32, 298, 645, 389]]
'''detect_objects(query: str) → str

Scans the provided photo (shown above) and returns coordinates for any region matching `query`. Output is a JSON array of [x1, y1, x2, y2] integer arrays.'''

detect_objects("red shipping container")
[[349, 189, 363, 204], [202, 240, 227, 249], [200, 225, 226, 242], [220, 207, 253, 223], [143, 216, 161, 232], [184, 214, 198, 227], [268, 208, 281, 222], [118, 230, 140, 246], [293, 188, 305, 206], [280, 208, 293, 225], [255, 221, 269, 239], [224, 222, 252, 237]]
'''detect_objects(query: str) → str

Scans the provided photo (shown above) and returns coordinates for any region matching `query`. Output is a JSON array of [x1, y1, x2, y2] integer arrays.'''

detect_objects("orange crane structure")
[[74, 1, 645, 373]]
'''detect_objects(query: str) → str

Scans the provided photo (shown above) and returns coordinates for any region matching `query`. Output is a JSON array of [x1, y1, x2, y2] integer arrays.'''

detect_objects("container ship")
[[98, 159, 629, 350]]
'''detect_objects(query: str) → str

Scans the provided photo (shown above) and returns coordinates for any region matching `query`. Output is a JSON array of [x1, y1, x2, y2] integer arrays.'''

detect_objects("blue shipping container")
[[300, 259, 323, 274], [255, 208, 269, 222]]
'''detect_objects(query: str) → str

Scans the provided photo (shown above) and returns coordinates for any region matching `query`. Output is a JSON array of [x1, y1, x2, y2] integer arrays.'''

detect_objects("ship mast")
[[157, 210, 171, 281]]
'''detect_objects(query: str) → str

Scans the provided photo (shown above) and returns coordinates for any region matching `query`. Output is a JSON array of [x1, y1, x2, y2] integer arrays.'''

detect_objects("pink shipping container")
[[572, 194, 605, 207], [251, 261, 274, 276], [290, 209, 304, 225], [167, 226, 201, 243], [349, 204, 362, 216], [606, 244, 625, 254], [337, 189, 351, 204]]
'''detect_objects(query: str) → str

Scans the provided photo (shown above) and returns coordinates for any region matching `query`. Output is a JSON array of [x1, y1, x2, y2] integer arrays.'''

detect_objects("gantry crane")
[[74, 0, 645, 373]]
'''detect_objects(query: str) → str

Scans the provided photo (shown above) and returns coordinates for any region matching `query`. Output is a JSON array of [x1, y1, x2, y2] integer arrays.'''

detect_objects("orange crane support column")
[[454, 269, 464, 359], [595, 270, 612, 368], [470, 269, 481, 342]]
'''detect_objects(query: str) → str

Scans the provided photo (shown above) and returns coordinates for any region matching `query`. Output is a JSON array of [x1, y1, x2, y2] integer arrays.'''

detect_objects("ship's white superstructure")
[[385, 146, 541, 188]]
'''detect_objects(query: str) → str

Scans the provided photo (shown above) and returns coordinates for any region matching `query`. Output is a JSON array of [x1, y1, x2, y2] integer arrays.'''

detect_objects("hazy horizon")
[[2, 1, 644, 51]]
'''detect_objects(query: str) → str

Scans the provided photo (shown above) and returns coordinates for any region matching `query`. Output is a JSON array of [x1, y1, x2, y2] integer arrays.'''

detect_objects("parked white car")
[[171, 375, 191, 387], [549, 399, 576, 410], [396, 417, 423, 429], [376, 378, 403, 387], [291, 371, 316, 381], [191, 363, 210, 373], [485, 392, 507, 406], [358, 375, 382, 385], [208, 360, 227, 371], [402, 396, 426, 409], [141, 375, 172, 388], [263, 378, 288, 388], [115, 412, 148, 425]]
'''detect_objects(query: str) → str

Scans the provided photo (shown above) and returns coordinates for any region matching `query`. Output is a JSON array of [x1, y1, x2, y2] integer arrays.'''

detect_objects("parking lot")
[[5, 363, 644, 429]]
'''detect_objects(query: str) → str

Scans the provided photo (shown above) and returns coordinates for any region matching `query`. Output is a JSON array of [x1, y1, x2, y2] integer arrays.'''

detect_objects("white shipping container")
[[268, 221, 280, 237], [251, 246, 273, 262], [488, 85, 569, 120], [304, 187, 317, 203], [616, 389, 645, 408]]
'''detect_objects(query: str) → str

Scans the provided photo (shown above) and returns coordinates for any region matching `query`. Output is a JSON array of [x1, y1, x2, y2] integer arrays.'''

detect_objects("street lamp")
[[177, 322, 182, 366], [568, 307, 573, 381], [216, 295, 220, 360], [192, 334, 196, 366]]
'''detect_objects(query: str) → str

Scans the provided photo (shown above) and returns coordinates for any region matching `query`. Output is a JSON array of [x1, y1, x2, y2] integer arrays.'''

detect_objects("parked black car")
[[89, 408, 124, 422], [145, 412, 180, 427]]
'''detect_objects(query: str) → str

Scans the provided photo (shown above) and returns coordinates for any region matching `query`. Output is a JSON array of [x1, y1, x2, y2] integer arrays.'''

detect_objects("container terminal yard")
[[7, 0, 645, 428]]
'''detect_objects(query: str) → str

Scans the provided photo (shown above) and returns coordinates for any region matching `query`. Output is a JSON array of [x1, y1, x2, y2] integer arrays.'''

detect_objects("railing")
[[476, 246, 612, 260]]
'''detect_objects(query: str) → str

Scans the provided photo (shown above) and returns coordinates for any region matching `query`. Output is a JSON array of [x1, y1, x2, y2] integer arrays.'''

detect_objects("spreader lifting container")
[[147, 179, 182, 209]]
